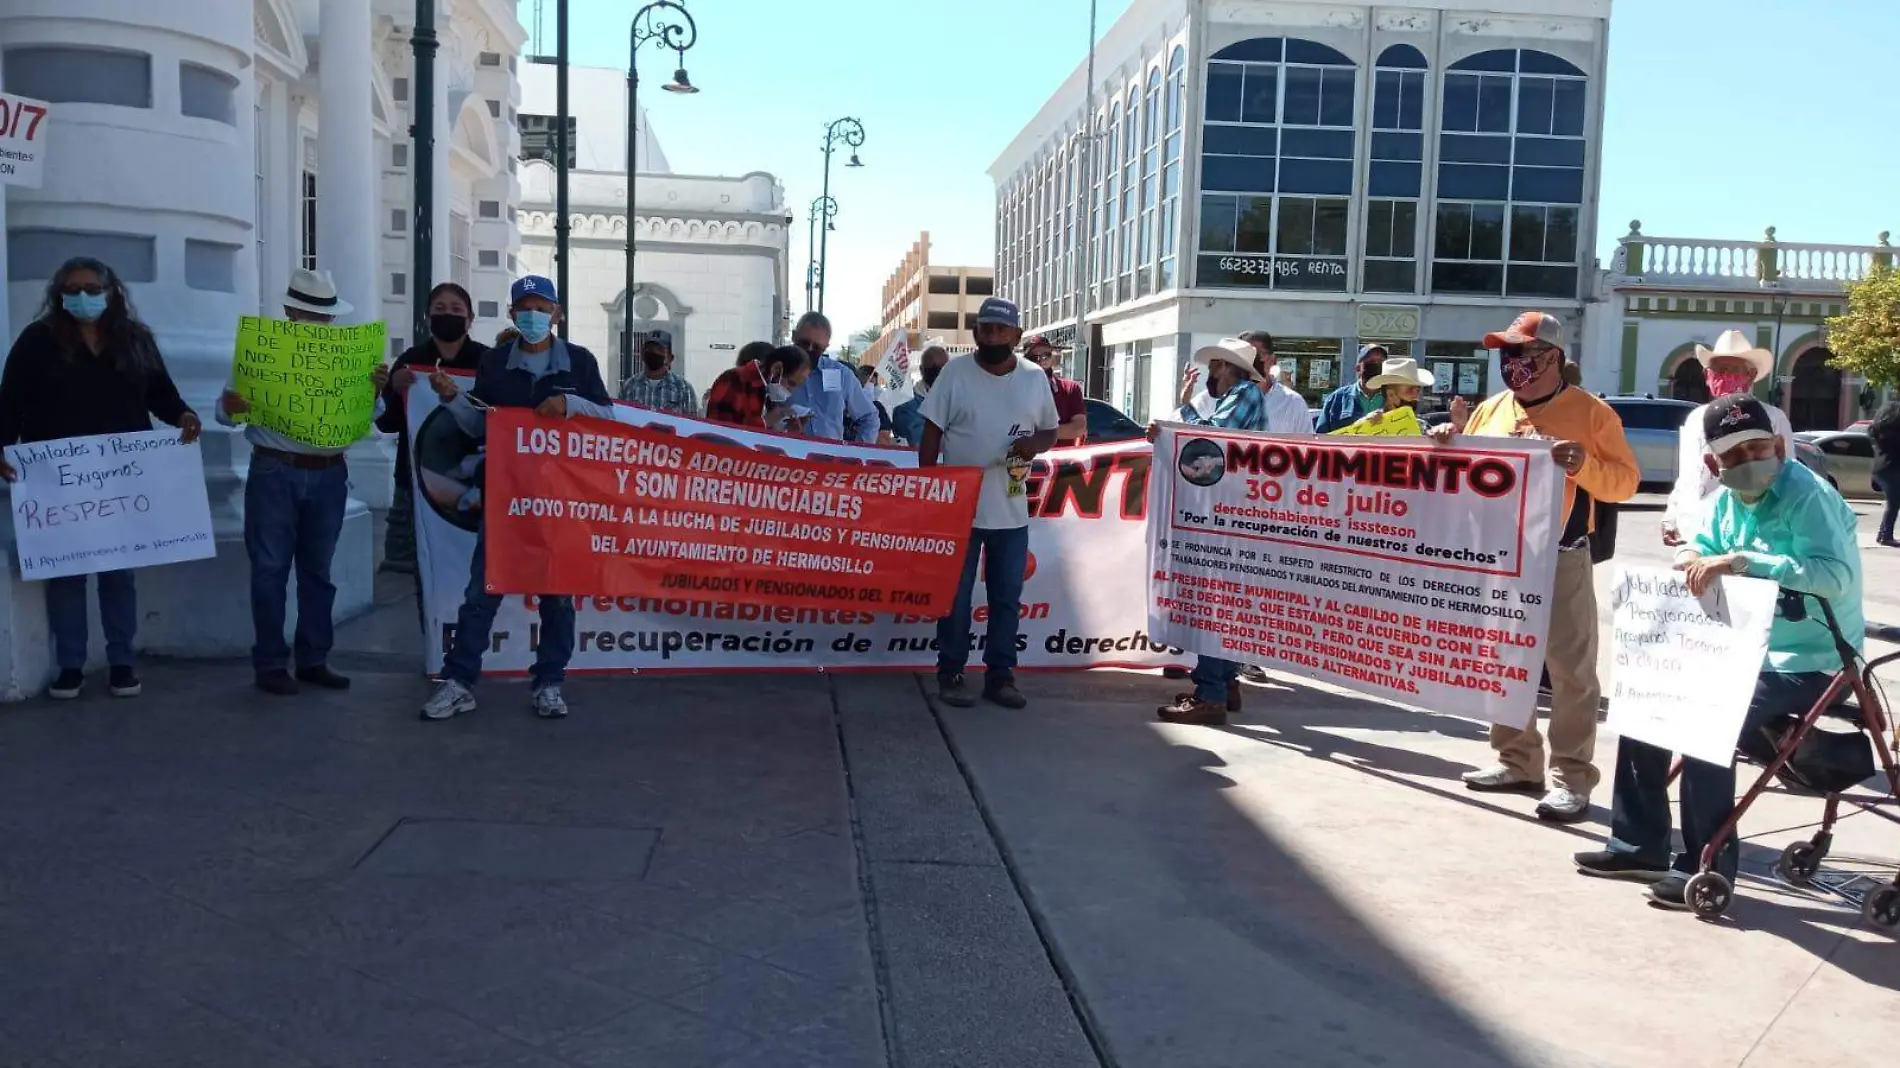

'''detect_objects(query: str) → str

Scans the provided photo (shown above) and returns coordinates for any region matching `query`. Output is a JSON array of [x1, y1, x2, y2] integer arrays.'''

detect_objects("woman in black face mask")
[[378, 283, 491, 576]]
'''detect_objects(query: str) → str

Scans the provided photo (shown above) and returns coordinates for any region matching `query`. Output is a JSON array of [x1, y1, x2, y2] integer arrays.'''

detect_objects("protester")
[[419, 276, 614, 721], [377, 283, 489, 575], [919, 298, 1058, 710], [1431, 311, 1639, 822], [892, 345, 947, 446], [0, 256, 202, 700], [1575, 394, 1865, 908], [216, 267, 389, 697], [854, 363, 897, 444], [1237, 330, 1315, 433], [1661, 331, 1793, 547], [619, 329, 700, 417], [1357, 357, 1432, 428], [495, 325, 519, 347], [1154, 339, 1271, 725], [706, 344, 811, 432], [788, 312, 879, 443], [1869, 394, 1899, 547], [735, 340, 774, 368], [1024, 334, 1088, 446], [1318, 345, 1388, 432]]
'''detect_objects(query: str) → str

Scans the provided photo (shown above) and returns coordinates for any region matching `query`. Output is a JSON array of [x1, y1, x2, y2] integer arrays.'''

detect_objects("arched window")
[[1197, 37, 1356, 292], [1159, 46, 1186, 290], [1365, 44, 1428, 293], [1137, 67, 1163, 297], [1432, 48, 1587, 298], [1120, 86, 1139, 302], [1102, 102, 1121, 307], [1087, 106, 1106, 316]]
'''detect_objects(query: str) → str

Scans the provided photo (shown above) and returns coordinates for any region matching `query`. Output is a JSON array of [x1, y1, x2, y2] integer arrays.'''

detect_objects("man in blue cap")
[[919, 296, 1059, 709], [420, 275, 615, 721]]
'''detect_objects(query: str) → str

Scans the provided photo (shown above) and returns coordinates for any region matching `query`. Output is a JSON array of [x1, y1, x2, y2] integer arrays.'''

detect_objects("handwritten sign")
[[1329, 406, 1422, 437], [232, 316, 385, 448], [6, 431, 215, 580], [0, 91, 50, 189], [1605, 566, 1778, 766]]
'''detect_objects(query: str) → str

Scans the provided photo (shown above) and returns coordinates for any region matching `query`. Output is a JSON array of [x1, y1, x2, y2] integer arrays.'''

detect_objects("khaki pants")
[[1490, 545, 1600, 793]]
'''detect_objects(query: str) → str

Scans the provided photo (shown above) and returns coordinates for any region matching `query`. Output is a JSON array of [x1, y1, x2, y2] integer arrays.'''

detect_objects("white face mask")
[[766, 379, 792, 404]]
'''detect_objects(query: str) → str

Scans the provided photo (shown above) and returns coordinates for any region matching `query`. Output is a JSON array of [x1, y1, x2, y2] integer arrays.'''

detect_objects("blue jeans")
[[1608, 671, 1834, 880], [1191, 656, 1239, 704], [244, 453, 349, 672], [439, 528, 576, 690], [45, 570, 137, 671], [936, 525, 1029, 684]]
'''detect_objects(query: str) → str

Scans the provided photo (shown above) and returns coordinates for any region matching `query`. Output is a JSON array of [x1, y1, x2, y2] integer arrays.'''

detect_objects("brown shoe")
[[1226, 679, 1243, 712], [1157, 695, 1227, 725]]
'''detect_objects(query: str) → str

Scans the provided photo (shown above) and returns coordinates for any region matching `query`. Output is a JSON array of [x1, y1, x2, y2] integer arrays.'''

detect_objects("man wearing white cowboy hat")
[[1357, 357, 1433, 429], [1150, 338, 1271, 725], [216, 266, 390, 697], [1661, 329, 1794, 547]]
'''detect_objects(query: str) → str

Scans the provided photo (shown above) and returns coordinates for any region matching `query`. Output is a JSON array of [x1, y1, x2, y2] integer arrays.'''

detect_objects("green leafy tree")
[[1825, 264, 1900, 388]]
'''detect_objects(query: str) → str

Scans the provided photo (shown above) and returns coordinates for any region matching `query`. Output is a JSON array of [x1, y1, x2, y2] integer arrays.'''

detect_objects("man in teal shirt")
[[1575, 395, 1864, 909]]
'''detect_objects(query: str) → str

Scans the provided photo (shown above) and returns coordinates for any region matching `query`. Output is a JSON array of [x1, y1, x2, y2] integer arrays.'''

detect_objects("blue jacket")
[[892, 390, 926, 446], [1317, 344, 1387, 432]]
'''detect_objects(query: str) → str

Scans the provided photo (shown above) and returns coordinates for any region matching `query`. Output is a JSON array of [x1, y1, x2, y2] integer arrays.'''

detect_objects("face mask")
[[62, 291, 108, 321], [1719, 458, 1782, 496], [795, 339, 825, 358], [766, 377, 793, 404], [512, 310, 553, 344], [1500, 352, 1542, 391], [1705, 370, 1755, 398], [642, 350, 668, 373], [428, 313, 468, 344], [976, 343, 1015, 366], [921, 365, 943, 388]]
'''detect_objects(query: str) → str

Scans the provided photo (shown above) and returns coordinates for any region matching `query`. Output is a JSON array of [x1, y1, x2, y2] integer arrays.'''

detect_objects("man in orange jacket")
[[1430, 312, 1640, 823]]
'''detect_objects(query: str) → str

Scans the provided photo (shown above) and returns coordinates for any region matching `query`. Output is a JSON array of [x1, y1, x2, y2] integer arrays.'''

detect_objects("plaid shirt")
[[1179, 379, 1269, 432], [619, 370, 701, 417], [705, 363, 767, 429]]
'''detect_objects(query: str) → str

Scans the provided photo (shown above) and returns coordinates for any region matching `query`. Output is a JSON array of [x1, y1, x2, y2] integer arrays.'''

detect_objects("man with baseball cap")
[[1576, 394, 1864, 909], [619, 328, 700, 418], [1431, 311, 1640, 823], [1153, 338, 1272, 725], [1023, 334, 1088, 446], [420, 275, 616, 722], [1318, 345, 1390, 432], [1661, 330, 1793, 548], [920, 297, 1059, 710]]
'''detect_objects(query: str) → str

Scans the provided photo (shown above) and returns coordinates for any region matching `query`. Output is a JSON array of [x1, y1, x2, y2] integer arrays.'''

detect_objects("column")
[[431, 6, 452, 288], [316, 0, 378, 325], [0, 49, 10, 350]]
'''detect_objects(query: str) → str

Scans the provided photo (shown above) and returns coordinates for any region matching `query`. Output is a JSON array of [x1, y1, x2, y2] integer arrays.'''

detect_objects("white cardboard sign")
[[7, 431, 216, 580], [1606, 565, 1779, 767], [0, 91, 49, 189]]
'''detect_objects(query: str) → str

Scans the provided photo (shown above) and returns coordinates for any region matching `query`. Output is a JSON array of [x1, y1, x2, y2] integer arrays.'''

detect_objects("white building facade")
[[0, 0, 524, 687], [515, 63, 791, 396], [991, 0, 1612, 420]]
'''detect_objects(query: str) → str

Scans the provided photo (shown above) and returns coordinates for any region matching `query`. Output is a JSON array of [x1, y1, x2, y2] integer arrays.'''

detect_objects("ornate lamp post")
[[624, 1, 699, 368], [815, 117, 864, 315], [805, 195, 837, 311]]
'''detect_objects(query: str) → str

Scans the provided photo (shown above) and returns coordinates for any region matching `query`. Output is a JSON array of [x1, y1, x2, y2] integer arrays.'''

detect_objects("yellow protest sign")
[[232, 316, 386, 448], [1329, 406, 1422, 437]]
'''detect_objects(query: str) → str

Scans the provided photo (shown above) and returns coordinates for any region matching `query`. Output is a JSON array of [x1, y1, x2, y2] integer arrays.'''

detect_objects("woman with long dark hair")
[[0, 256, 202, 699]]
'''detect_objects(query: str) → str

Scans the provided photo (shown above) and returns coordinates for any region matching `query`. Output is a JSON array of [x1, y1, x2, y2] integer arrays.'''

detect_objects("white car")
[[1796, 431, 1880, 499]]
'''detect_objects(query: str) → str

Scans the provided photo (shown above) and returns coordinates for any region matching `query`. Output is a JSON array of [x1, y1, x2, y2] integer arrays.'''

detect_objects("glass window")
[[1241, 64, 1278, 124], [9, 229, 157, 282], [5, 46, 152, 108], [180, 62, 238, 124], [183, 239, 239, 292], [928, 274, 960, 295], [1206, 64, 1243, 121]]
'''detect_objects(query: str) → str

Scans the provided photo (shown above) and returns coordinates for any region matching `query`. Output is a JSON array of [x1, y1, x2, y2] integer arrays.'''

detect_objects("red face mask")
[[1705, 370, 1755, 398]]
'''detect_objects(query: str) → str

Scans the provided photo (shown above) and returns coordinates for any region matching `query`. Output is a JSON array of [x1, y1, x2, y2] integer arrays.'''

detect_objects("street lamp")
[[625, 0, 698, 374], [815, 117, 865, 315], [805, 195, 838, 310]]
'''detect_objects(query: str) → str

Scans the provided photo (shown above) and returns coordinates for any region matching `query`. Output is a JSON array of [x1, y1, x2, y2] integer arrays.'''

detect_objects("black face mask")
[[795, 338, 825, 357], [642, 349, 668, 372], [976, 344, 1015, 366], [921, 364, 943, 387], [429, 314, 469, 344]]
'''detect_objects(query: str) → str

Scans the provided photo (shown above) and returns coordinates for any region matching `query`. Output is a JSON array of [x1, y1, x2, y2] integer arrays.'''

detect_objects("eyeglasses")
[[60, 284, 106, 297]]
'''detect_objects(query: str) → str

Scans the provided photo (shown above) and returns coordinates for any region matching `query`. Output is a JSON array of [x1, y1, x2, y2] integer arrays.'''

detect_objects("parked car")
[[1791, 437, 1836, 488], [1603, 396, 1699, 491], [1847, 419, 1872, 434], [1084, 398, 1146, 443], [1796, 430, 1880, 499]]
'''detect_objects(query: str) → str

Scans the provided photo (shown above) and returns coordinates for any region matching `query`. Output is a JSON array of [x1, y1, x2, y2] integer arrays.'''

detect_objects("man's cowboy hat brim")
[[1192, 339, 1264, 382], [1694, 331, 1774, 383], [284, 293, 353, 317]]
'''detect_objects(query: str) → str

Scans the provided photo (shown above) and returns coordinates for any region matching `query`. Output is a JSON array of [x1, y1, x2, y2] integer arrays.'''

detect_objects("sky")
[[519, 0, 1900, 344]]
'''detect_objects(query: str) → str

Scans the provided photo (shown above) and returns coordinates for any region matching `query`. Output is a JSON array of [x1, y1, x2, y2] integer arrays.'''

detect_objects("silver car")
[[1796, 431, 1881, 499], [1604, 396, 1699, 491]]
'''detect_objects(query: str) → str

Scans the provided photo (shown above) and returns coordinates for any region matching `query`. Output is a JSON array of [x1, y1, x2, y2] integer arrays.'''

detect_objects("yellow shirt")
[[1464, 386, 1640, 532]]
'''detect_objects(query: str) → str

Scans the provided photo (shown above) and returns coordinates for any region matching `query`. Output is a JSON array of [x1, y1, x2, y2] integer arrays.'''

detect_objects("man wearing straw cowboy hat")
[[1152, 338, 1272, 725], [1661, 330, 1794, 548], [216, 267, 390, 697], [1348, 356, 1434, 432]]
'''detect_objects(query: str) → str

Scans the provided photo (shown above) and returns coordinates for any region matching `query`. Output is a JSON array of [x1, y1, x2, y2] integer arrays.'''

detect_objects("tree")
[[1826, 264, 1900, 388], [838, 325, 883, 366]]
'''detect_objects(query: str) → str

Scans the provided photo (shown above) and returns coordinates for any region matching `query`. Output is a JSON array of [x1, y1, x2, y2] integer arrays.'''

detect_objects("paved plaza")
[[0, 499, 1895, 1068]]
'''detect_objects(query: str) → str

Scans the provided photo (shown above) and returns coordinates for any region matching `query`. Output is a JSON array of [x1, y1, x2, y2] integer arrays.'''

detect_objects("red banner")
[[482, 410, 983, 614]]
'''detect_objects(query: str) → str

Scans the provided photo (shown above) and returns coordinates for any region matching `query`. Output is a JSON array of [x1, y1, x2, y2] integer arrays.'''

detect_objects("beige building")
[[865, 232, 994, 366]]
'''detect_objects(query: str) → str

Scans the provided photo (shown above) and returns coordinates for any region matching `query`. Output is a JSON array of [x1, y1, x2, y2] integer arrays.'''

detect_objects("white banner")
[[1606, 566, 1778, 767], [1145, 425, 1565, 727], [0, 91, 49, 189], [6, 431, 215, 580], [409, 382, 1180, 675]]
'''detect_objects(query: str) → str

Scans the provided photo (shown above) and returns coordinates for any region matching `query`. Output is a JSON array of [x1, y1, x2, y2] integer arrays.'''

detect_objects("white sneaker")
[[1461, 764, 1545, 794], [1535, 787, 1592, 824], [532, 685, 569, 719], [420, 679, 476, 721]]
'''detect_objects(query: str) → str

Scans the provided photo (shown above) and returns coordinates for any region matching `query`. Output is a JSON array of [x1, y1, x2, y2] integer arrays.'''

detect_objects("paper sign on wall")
[[6, 431, 215, 580], [0, 91, 50, 189]]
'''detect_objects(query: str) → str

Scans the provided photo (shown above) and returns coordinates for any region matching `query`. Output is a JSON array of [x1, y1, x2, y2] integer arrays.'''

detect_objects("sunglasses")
[[60, 284, 107, 296]]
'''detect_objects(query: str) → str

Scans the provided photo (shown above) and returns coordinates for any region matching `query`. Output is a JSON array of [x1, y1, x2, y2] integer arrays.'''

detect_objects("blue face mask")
[[62, 291, 108, 322], [513, 309, 553, 344]]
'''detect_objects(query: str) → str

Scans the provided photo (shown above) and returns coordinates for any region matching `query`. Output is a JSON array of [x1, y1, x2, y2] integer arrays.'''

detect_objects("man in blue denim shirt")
[[1576, 394, 1865, 910], [788, 312, 879, 443]]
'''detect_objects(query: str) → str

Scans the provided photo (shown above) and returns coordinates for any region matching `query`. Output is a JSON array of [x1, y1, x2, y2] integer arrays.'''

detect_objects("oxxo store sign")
[[1355, 303, 1421, 342], [0, 92, 49, 189]]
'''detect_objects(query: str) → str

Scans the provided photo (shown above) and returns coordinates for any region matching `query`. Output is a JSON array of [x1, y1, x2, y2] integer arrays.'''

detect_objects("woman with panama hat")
[[1661, 330, 1795, 547]]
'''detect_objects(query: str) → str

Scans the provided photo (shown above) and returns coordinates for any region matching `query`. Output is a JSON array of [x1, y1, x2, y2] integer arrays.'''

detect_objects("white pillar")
[[316, 0, 378, 325], [0, 47, 10, 353]]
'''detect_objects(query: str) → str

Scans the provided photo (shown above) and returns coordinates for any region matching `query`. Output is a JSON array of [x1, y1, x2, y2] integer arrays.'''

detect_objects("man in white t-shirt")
[[1661, 330, 1796, 546], [919, 297, 1060, 710]]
